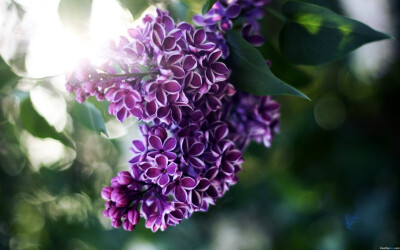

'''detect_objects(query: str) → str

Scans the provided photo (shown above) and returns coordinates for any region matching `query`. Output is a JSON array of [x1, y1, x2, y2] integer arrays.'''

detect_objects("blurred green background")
[[0, 0, 399, 249]]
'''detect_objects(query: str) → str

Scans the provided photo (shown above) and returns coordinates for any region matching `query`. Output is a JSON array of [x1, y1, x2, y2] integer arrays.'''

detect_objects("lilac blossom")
[[193, 0, 271, 58], [65, 8, 281, 232]]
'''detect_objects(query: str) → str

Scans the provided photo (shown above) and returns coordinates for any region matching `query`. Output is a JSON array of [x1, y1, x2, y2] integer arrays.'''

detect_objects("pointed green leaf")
[[258, 40, 312, 88], [225, 30, 309, 100], [279, 1, 393, 65], [73, 102, 108, 136], [202, 0, 217, 14], [20, 97, 75, 149], [118, 0, 149, 20]]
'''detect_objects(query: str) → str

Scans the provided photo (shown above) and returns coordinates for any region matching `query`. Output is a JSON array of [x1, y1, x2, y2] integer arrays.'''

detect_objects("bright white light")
[[20, 131, 76, 172], [23, 0, 134, 77]]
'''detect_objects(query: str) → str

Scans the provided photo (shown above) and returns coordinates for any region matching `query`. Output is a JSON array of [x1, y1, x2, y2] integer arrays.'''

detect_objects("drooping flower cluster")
[[66, 7, 280, 232], [193, 0, 271, 58], [66, 9, 229, 123]]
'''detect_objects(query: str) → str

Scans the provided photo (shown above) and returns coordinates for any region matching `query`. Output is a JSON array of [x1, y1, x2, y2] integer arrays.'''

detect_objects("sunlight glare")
[[25, 0, 134, 77]]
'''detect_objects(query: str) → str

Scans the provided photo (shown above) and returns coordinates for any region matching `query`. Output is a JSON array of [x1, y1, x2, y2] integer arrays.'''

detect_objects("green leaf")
[[202, 0, 216, 14], [0, 56, 20, 92], [73, 102, 108, 136], [118, 0, 149, 20], [225, 30, 309, 100], [258, 40, 312, 88], [20, 97, 75, 149], [58, 0, 93, 35], [279, 1, 392, 65]]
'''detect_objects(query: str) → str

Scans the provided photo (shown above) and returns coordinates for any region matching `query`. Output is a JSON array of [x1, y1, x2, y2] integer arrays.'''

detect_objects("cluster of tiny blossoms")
[[193, 0, 271, 58], [66, 6, 279, 232]]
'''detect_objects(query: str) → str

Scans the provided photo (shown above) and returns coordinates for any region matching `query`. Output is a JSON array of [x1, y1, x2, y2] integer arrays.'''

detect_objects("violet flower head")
[[193, 0, 271, 58], [230, 91, 280, 149], [65, 7, 280, 232]]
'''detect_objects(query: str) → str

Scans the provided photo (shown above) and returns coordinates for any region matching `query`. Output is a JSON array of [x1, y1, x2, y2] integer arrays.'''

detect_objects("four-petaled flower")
[[146, 155, 178, 186], [164, 176, 197, 202]]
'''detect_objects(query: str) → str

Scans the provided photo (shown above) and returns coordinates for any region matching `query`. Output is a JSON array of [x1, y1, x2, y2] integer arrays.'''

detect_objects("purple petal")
[[162, 15, 174, 31], [211, 62, 229, 75], [221, 161, 234, 174], [138, 162, 152, 171], [192, 15, 205, 26], [205, 68, 215, 85], [208, 49, 222, 64], [124, 94, 136, 109], [191, 190, 201, 207], [164, 80, 181, 93], [246, 34, 265, 47], [158, 173, 169, 186], [206, 185, 219, 198], [265, 102, 280, 111], [183, 55, 197, 71], [128, 28, 140, 38], [156, 89, 167, 106], [146, 100, 157, 116], [191, 109, 203, 122], [188, 72, 202, 88], [146, 167, 162, 178], [155, 154, 168, 168], [242, 23, 252, 36], [132, 140, 145, 152], [226, 4, 241, 18], [215, 125, 228, 139], [113, 90, 124, 102], [198, 42, 215, 51], [188, 142, 205, 156], [164, 151, 177, 160], [162, 36, 176, 51], [196, 178, 211, 191], [166, 163, 177, 175], [169, 29, 183, 40], [193, 29, 206, 45], [170, 65, 186, 79], [175, 186, 187, 202], [130, 108, 143, 118], [149, 135, 163, 150], [170, 209, 184, 220], [164, 182, 175, 195], [135, 41, 145, 55], [116, 108, 127, 122], [226, 150, 242, 162], [207, 95, 222, 111], [180, 177, 196, 189], [205, 167, 218, 179], [163, 137, 177, 151], [189, 156, 205, 169], [152, 23, 165, 47], [157, 106, 170, 118], [171, 105, 182, 123], [167, 54, 183, 65]]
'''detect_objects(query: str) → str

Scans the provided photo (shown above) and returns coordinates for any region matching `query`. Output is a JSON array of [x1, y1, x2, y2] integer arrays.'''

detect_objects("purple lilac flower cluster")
[[193, 0, 271, 58], [66, 8, 279, 232]]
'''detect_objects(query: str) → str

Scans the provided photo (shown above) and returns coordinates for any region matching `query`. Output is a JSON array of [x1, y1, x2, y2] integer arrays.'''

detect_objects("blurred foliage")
[[278, 1, 391, 65], [0, 0, 399, 249]]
